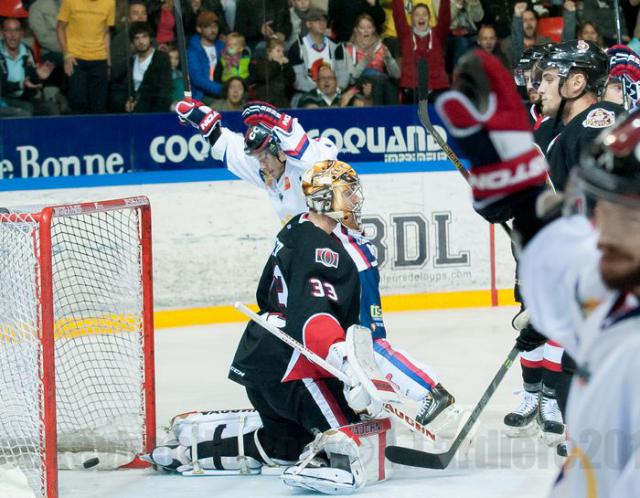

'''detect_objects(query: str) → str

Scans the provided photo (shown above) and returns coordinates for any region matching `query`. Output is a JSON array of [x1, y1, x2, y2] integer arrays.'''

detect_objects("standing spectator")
[[28, 0, 62, 65], [393, 0, 451, 104], [187, 10, 224, 102], [125, 22, 172, 113], [56, 0, 113, 114], [249, 37, 295, 107], [235, 0, 288, 51], [448, 0, 484, 67], [329, 0, 386, 43], [479, 0, 513, 38], [501, 3, 551, 69], [0, 17, 56, 115], [339, 13, 400, 105], [211, 75, 246, 110], [168, 46, 184, 110], [109, 0, 148, 113], [152, 0, 176, 51], [379, 0, 436, 58], [183, 0, 230, 38], [577, 21, 605, 47], [298, 63, 341, 107], [562, 1, 605, 47], [288, 7, 348, 103], [476, 24, 509, 68], [220, 32, 251, 82], [274, 0, 311, 50], [581, 0, 627, 45]]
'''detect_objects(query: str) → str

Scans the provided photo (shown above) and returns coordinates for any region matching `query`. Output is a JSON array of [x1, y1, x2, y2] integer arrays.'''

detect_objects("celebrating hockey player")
[[145, 160, 394, 494], [436, 47, 640, 497], [175, 98, 456, 427]]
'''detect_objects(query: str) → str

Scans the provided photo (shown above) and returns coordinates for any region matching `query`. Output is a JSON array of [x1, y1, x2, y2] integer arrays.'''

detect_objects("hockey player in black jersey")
[[436, 47, 640, 498], [143, 160, 395, 494], [533, 40, 624, 191]]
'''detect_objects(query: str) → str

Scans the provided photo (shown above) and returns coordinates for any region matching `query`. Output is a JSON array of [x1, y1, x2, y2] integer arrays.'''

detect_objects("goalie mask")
[[302, 160, 364, 231]]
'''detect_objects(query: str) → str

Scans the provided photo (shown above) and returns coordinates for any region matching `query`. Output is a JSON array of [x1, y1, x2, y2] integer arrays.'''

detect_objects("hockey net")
[[0, 197, 155, 498]]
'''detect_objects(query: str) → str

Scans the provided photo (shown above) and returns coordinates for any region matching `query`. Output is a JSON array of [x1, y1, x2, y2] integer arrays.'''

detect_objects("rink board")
[[1, 169, 516, 325]]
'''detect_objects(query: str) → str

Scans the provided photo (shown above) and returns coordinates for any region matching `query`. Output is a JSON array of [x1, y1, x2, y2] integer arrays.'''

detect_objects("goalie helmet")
[[532, 40, 609, 96], [565, 108, 640, 216], [302, 160, 364, 231], [244, 124, 279, 156]]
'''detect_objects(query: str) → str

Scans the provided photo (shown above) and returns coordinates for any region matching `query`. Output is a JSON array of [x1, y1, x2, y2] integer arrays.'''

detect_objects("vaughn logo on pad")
[[315, 248, 339, 268]]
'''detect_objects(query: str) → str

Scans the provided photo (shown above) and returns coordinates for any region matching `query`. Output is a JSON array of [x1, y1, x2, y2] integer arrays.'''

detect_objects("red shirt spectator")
[[392, 0, 450, 100]]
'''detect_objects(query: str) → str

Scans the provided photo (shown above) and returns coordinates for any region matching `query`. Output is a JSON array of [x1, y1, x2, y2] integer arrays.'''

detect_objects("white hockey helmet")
[[302, 160, 364, 230]]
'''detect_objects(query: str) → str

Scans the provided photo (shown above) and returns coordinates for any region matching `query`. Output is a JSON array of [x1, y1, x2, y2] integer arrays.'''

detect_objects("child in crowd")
[[249, 37, 295, 107], [220, 32, 251, 82]]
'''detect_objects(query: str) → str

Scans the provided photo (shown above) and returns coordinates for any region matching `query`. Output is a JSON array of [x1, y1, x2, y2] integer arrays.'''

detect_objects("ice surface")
[[58, 306, 561, 498]]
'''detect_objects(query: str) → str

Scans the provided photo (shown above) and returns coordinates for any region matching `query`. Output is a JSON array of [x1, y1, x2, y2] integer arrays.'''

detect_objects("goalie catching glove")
[[175, 99, 222, 138], [242, 101, 294, 134], [435, 50, 550, 224]]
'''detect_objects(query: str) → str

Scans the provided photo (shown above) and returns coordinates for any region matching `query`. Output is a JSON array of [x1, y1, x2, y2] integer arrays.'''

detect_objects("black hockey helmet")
[[244, 124, 280, 157], [565, 108, 640, 215], [514, 43, 553, 86], [532, 40, 609, 96]]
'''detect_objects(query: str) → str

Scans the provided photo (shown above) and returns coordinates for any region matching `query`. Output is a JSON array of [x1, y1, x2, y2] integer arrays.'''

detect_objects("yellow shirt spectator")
[[57, 0, 115, 60], [380, 0, 436, 39]]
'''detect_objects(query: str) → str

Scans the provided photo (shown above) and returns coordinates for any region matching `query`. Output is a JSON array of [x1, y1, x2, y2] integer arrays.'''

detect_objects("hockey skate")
[[538, 394, 565, 446], [504, 390, 539, 438], [416, 383, 456, 426]]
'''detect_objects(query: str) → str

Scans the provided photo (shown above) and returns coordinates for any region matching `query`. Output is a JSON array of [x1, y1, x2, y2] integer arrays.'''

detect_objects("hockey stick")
[[234, 302, 439, 442], [416, 58, 513, 238], [385, 345, 519, 469], [173, 0, 192, 99]]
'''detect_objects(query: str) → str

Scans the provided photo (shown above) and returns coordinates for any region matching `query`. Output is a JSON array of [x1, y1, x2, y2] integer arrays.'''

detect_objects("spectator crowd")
[[2, 0, 640, 117]]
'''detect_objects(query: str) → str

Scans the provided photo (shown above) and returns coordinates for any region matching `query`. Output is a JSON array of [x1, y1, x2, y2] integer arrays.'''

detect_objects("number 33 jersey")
[[229, 214, 361, 388]]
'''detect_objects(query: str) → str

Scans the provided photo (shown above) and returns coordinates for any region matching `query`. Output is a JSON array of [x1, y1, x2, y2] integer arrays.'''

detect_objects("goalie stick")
[[385, 345, 519, 469], [416, 58, 514, 238], [234, 302, 439, 443]]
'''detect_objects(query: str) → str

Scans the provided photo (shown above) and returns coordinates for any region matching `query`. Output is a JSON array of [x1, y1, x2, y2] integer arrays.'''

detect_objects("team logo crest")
[[315, 248, 339, 268], [284, 176, 291, 191], [577, 40, 589, 52], [583, 108, 615, 129]]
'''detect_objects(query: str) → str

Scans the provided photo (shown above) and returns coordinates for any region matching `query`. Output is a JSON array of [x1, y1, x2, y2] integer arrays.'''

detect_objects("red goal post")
[[0, 197, 155, 498]]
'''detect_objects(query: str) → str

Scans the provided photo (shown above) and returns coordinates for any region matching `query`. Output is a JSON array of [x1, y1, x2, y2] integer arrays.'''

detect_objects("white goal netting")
[[0, 199, 154, 498]]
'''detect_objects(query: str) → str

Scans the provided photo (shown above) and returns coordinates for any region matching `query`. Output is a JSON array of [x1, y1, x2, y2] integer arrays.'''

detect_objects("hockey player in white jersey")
[[435, 48, 640, 497], [176, 98, 455, 427]]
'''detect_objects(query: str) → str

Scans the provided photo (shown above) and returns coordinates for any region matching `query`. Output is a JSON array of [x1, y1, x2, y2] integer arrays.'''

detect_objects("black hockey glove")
[[515, 324, 548, 352]]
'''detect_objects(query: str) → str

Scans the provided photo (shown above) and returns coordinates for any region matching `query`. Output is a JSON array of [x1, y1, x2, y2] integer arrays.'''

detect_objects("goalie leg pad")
[[147, 409, 274, 474], [281, 418, 394, 494], [346, 325, 400, 403]]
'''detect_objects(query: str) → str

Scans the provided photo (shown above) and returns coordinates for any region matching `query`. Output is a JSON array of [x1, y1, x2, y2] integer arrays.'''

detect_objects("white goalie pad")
[[281, 418, 394, 495], [345, 325, 402, 405], [146, 409, 270, 475]]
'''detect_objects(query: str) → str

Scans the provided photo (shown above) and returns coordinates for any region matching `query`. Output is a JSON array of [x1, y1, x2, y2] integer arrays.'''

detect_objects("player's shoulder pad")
[[581, 102, 624, 129]]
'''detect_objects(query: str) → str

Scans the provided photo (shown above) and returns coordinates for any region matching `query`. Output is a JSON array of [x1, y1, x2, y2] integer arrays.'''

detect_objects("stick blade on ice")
[[385, 446, 449, 470]]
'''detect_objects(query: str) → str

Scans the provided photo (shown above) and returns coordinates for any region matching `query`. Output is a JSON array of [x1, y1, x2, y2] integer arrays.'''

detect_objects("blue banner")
[[0, 105, 461, 184]]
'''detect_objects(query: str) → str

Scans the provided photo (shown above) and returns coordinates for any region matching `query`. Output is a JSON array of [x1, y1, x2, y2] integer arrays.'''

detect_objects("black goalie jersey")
[[229, 213, 361, 388]]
